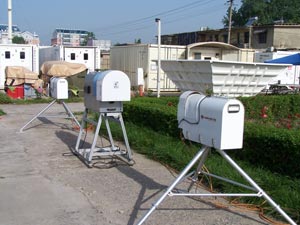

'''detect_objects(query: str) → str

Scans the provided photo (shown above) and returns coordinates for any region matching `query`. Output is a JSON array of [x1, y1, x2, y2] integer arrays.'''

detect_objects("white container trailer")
[[110, 44, 186, 91], [39, 45, 101, 73], [0, 44, 39, 89], [254, 51, 300, 85]]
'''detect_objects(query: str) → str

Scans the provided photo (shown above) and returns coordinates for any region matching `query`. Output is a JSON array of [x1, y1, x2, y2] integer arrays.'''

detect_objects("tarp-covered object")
[[265, 53, 300, 65], [40, 61, 87, 77], [5, 66, 39, 85]]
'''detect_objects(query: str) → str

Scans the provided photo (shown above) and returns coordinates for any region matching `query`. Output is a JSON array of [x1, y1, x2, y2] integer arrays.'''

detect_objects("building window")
[[237, 33, 240, 44], [84, 53, 88, 60], [70, 53, 76, 60], [194, 52, 201, 59], [258, 31, 267, 43], [5, 51, 10, 59], [20, 52, 25, 59], [244, 32, 249, 43], [199, 34, 206, 42], [223, 34, 228, 43], [215, 35, 219, 42]]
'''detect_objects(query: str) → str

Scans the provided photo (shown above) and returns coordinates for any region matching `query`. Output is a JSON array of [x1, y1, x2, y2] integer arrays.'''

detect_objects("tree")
[[134, 38, 141, 44], [12, 36, 26, 44], [223, 0, 300, 27], [81, 32, 96, 46], [222, 7, 242, 27]]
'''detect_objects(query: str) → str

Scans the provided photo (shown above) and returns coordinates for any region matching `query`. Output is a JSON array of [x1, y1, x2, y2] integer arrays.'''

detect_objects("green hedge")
[[233, 122, 300, 177], [124, 95, 300, 178], [123, 97, 179, 137], [240, 95, 300, 122]]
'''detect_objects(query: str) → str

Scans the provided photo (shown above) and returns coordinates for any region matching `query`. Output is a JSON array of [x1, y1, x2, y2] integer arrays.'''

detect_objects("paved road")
[[0, 102, 269, 225]]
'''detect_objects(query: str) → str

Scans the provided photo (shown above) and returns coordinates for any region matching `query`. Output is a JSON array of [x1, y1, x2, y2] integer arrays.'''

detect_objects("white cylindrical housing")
[[178, 91, 245, 150], [50, 77, 68, 99]]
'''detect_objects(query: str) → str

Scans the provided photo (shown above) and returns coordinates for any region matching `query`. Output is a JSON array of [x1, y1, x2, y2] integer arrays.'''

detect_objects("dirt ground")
[[0, 102, 271, 225]]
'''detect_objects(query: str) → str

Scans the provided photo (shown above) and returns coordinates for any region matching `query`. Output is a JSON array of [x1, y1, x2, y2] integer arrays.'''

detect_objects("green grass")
[[2, 92, 299, 223], [101, 119, 300, 224], [0, 92, 83, 114], [0, 92, 83, 104], [0, 109, 5, 116]]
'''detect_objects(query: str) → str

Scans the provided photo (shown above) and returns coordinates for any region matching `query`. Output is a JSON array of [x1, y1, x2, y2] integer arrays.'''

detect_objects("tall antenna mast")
[[8, 0, 12, 44]]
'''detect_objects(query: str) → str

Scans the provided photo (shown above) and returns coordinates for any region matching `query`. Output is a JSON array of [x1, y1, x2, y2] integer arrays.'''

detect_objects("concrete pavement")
[[0, 102, 268, 225]]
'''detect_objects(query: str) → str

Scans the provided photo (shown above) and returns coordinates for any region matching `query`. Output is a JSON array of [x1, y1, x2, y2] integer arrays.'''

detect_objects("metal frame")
[[73, 108, 134, 167], [137, 146, 296, 225], [19, 99, 80, 132]]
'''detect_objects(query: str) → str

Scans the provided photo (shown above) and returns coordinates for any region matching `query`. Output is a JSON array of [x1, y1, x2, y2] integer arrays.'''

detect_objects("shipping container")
[[39, 45, 101, 73], [0, 44, 39, 90], [110, 44, 186, 91], [254, 51, 300, 85]]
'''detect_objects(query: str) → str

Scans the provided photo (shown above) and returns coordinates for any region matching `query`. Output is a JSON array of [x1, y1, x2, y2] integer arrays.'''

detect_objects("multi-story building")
[[51, 28, 89, 46], [161, 24, 300, 50]]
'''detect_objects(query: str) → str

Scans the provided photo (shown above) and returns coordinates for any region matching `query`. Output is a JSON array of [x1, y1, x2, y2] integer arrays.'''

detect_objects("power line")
[[95, 0, 205, 31], [93, 0, 220, 34]]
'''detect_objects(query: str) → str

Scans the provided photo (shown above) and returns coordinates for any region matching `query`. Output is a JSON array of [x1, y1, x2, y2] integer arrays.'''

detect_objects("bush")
[[0, 92, 13, 104]]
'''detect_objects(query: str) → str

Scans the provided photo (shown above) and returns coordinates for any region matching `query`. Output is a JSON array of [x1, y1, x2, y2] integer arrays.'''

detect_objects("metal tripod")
[[73, 108, 134, 167], [19, 99, 80, 132], [137, 146, 296, 225]]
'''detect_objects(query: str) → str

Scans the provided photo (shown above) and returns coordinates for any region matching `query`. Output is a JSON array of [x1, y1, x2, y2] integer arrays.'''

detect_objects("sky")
[[0, 0, 241, 46]]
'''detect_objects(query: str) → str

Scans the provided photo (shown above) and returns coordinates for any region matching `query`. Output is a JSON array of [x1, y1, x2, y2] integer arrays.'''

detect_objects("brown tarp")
[[5, 66, 39, 85], [40, 61, 87, 77]]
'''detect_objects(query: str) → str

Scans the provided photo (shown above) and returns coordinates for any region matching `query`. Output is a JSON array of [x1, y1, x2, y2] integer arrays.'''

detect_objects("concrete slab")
[[0, 102, 269, 225]]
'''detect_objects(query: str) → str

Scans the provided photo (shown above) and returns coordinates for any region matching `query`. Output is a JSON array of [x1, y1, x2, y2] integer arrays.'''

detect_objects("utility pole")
[[227, 0, 233, 44], [155, 18, 161, 98]]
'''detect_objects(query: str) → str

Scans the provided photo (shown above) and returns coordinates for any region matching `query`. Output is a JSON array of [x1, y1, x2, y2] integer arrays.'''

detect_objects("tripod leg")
[[104, 116, 116, 150], [217, 149, 297, 225], [187, 147, 210, 192], [87, 113, 103, 163], [119, 113, 132, 160], [75, 108, 88, 152], [61, 101, 81, 128], [19, 99, 57, 132], [137, 146, 209, 225]]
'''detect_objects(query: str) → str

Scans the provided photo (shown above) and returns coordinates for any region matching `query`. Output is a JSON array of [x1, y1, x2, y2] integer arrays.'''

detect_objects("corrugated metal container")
[[110, 44, 186, 91], [0, 44, 39, 90]]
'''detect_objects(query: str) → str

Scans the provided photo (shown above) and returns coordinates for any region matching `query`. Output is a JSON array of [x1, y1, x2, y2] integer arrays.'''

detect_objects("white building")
[[0, 24, 39, 44], [87, 39, 111, 51]]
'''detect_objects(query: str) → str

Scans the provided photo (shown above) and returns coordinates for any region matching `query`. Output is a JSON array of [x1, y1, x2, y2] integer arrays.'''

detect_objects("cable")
[[95, 0, 215, 32], [92, 0, 226, 39]]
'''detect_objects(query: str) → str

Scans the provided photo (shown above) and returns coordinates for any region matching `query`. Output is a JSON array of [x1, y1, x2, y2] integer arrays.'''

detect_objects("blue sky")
[[0, 0, 241, 45]]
